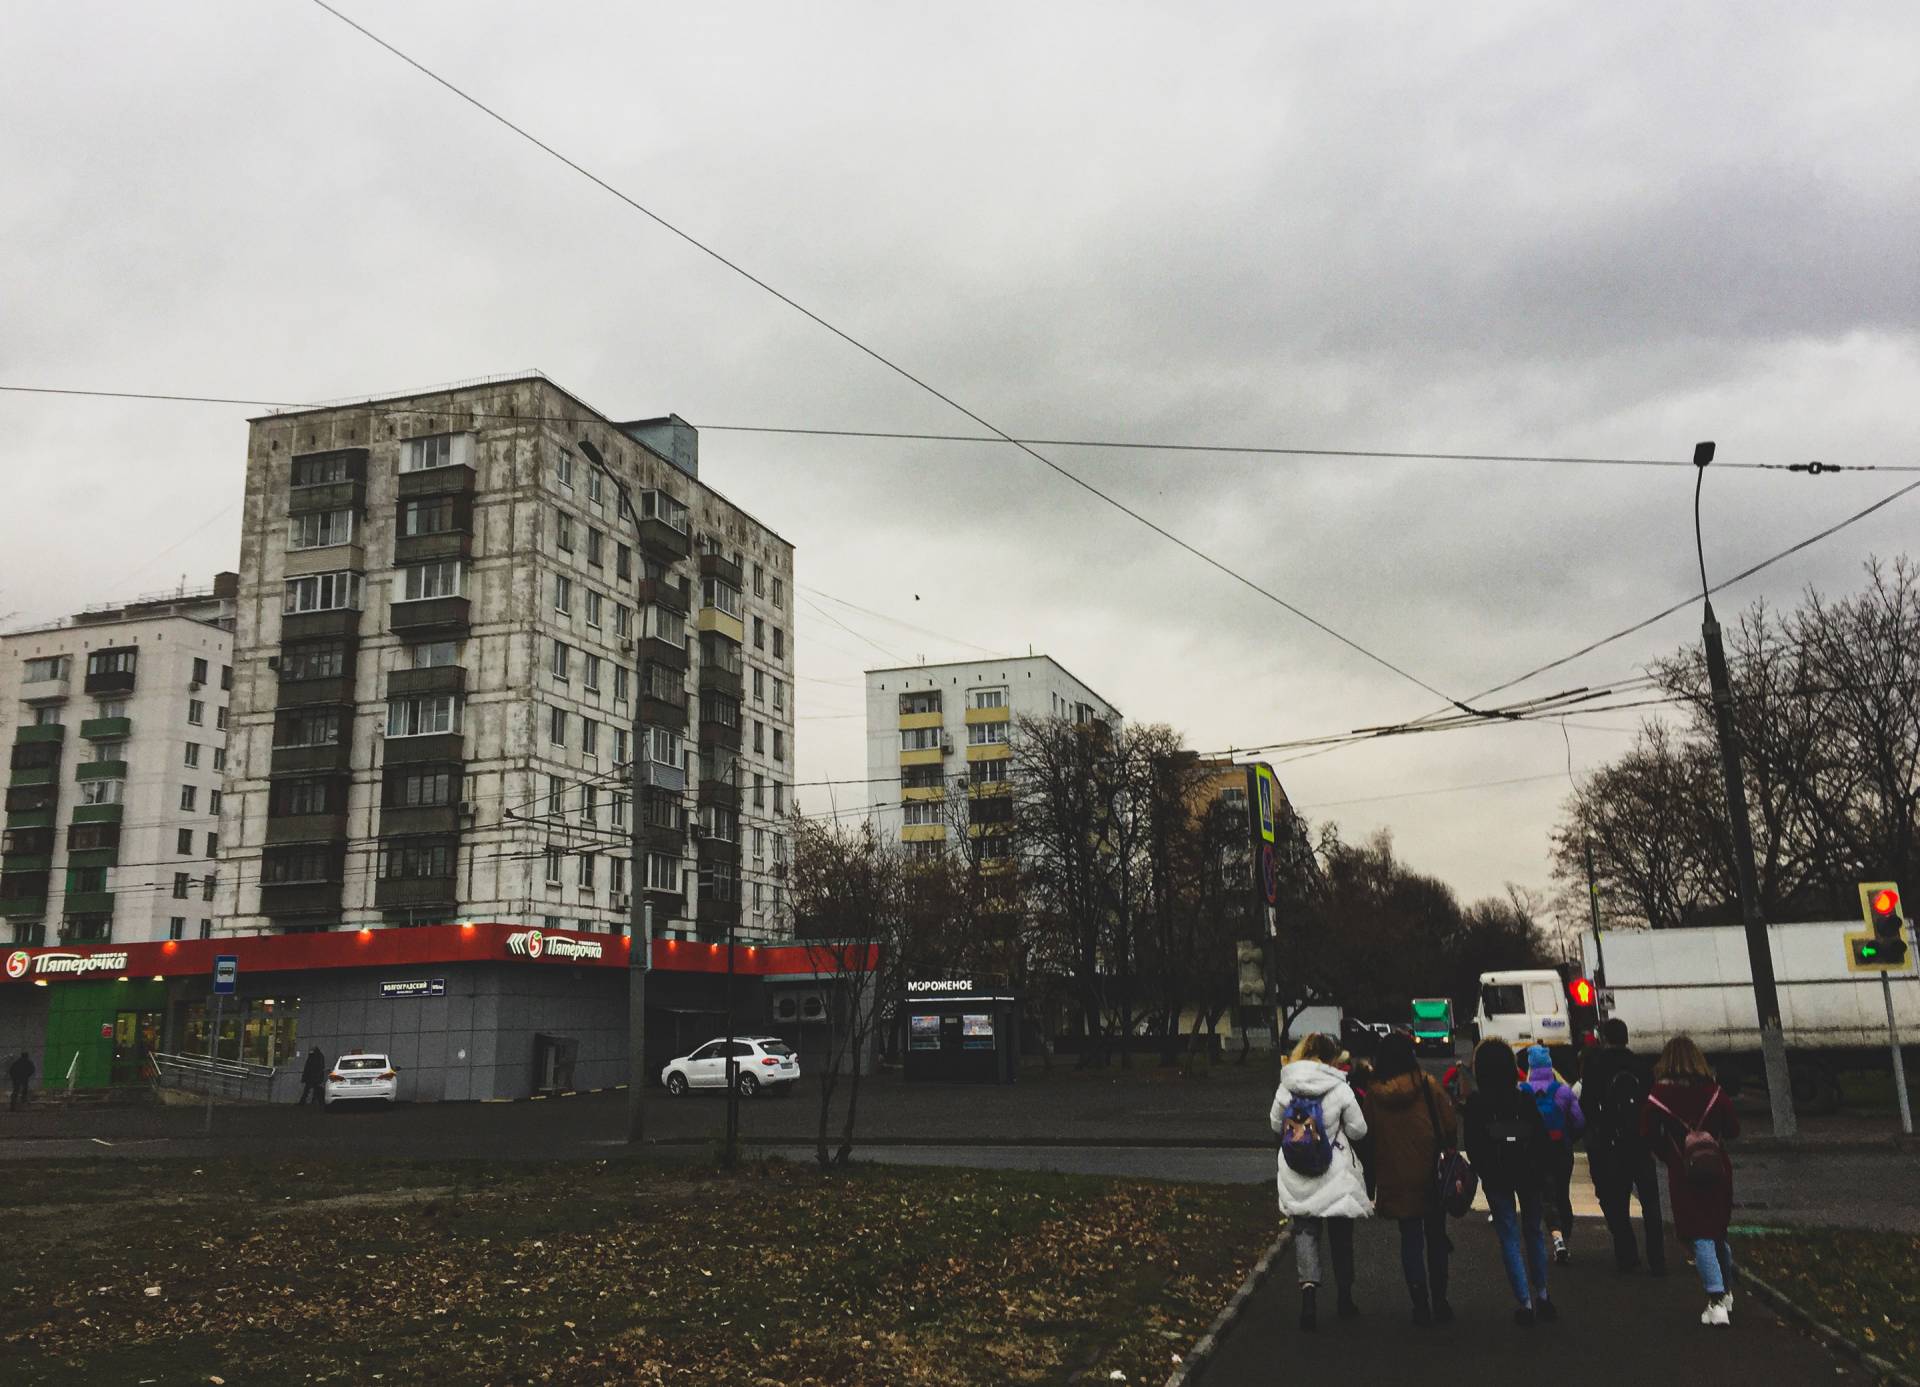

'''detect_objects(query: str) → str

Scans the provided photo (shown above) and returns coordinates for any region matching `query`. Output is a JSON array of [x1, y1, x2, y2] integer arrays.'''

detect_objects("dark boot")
[[1432, 1294, 1454, 1324], [1336, 1286, 1360, 1319], [1299, 1284, 1317, 1332], [1409, 1281, 1432, 1326]]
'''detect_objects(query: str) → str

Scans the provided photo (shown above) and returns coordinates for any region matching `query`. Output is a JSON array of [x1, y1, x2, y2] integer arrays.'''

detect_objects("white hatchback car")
[[661, 1037, 800, 1098], [325, 1053, 398, 1107]]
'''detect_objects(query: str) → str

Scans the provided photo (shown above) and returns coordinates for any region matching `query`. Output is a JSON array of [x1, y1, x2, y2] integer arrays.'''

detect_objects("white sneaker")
[[1700, 1297, 1731, 1327]]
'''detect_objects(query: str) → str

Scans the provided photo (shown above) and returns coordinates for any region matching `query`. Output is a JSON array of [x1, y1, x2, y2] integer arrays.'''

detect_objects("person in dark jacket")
[[1522, 1043, 1585, 1263], [1642, 1035, 1740, 1326], [8, 1051, 33, 1111], [298, 1046, 328, 1106], [1363, 1031, 1458, 1324], [1463, 1038, 1556, 1325], [1582, 1019, 1665, 1274]]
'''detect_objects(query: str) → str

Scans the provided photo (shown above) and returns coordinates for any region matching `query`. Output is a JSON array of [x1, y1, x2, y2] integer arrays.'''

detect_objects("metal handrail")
[[151, 1050, 279, 1101]]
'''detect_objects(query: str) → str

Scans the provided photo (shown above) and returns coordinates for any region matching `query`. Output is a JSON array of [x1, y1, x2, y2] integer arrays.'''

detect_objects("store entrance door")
[[111, 1010, 160, 1086]]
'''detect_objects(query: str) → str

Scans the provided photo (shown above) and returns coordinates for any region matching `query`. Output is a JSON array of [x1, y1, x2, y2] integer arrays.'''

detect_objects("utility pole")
[[1693, 441, 1797, 1138], [722, 751, 741, 1169]]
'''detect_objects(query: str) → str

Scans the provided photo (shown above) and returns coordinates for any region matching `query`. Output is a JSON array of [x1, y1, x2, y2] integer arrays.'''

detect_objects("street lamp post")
[[1692, 441, 1798, 1139]]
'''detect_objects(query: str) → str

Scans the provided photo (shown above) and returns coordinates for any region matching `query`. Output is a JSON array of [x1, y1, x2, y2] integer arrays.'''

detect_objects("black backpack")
[[1600, 1064, 1647, 1149]]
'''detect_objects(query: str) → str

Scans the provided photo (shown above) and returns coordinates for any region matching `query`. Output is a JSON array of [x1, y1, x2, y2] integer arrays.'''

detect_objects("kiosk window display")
[[900, 981, 1017, 1083]]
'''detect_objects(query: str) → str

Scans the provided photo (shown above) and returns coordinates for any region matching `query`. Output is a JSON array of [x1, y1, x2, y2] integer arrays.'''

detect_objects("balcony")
[[696, 895, 741, 928], [270, 741, 353, 776], [20, 670, 71, 702], [699, 720, 743, 753], [4, 809, 54, 831], [697, 775, 741, 808], [276, 674, 356, 708], [966, 742, 1013, 764], [640, 690, 689, 732], [698, 662, 743, 699], [260, 881, 342, 918], [281, 609, 362, 642], [696, 834, 741, 866], [62, 890, 115, 916], [7, 766, 55, 788], [386, 666, 466, 698], [1, 856, 51, 878], [76, 760, 127, 782], [396, 462, 476, 500], [393, 530, 473, 566], [79, 717, 131, 741], [964, 705, 1012, 726], [70, 803, 123, 826], [899, 746, 947, 768], [635, 515, 691, 562], [695, 607, 745, 644], [642, 886, 686, 918], [0, 896, 47, 919], [287, 477, 365, 516], [15, 724, 66, 746], [374, 876, 458, 912], [265, 811, 350, 845], [636, 575, 690, 615], [389, 596, 470, 639], [383, 732, 464, 767], [898, 710, 944, 731], [698, 550, 744, 588], [83, 668, 135, 697], [64, 847, 119, 871], [379, 804, 461, 836], [639, 817, 688, 851], [636, 635, 688, 672]]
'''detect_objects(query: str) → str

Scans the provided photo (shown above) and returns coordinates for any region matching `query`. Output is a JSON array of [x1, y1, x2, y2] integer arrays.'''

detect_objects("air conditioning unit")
[[620, 640, 634, 652], [266, 656, 280, 670], [458, 801, 475, 818], [613, 892, 631, 910], [189, 681, 203, 691], [941, 738, 955, 754]]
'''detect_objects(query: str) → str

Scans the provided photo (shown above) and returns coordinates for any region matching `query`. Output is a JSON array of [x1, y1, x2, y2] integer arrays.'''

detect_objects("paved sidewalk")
[[1205, 1215, 1840, 1384]]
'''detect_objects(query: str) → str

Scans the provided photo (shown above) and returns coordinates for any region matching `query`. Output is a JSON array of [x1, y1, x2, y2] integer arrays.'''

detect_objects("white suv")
[[661, 1037, 800, 1098], [325, 1053, 398, 1107]]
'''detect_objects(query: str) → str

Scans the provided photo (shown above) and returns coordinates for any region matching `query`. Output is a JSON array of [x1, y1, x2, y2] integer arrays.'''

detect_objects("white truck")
[[1582, 921, 1920, 1112]]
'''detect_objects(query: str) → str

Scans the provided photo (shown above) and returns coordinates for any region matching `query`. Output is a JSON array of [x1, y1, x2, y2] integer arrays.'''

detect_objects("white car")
[[325, 1053, 398, 1107], [660, 1037, 800, 1098]]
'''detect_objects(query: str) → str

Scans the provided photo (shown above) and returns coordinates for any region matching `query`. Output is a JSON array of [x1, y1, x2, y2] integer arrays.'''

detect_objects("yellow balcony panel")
[[695, 607, 746, 643], [901, 785, 947, 802], [981, 857, 1016, 874], [964, 706, 1011, 726], [966, 822, 1012, 838], [899, 747, 946, 767], [901, 824, 947, 843], [966, 743, 1013, 763], [968, 779, 1013, 797], [898, 711, 945, 731]]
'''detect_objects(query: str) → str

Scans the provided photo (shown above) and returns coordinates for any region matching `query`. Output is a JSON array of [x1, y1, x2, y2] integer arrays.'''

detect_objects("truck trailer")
[[1582, 921, 1920, 1112]]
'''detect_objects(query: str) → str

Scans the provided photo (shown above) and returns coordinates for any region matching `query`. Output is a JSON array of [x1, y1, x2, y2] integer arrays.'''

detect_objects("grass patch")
[[1740, 1226, 1920, 1374], [0, 1156, 1273, 1385]]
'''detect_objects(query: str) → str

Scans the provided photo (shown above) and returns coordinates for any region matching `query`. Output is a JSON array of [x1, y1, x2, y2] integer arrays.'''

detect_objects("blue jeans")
[[1693, 1238, 1734, 1296], [1487, 1186, 1550, 1307]]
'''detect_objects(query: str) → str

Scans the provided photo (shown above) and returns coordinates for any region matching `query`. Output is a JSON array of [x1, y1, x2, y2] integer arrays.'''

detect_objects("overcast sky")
[[4, 2, 1916, 909]]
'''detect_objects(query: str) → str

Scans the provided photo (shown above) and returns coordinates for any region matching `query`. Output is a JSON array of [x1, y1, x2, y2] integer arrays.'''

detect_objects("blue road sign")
[[212, 955, 238, 995]]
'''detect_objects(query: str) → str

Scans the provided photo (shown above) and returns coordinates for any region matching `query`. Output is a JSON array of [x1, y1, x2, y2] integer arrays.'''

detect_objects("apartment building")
[[219, 373, 796, 944], [0, 578, 237, 947], [862, 656, 1120, 855]]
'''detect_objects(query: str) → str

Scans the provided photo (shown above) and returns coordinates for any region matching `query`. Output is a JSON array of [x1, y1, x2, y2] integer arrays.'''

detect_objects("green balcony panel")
[[70, 804, 124, 825], [75, 761, 127, 782], [62, 891, 115, 915], [79, 717, 131, 741], [0, 897, 47, 919], [8, 767, 54, 788], [64, 848, 119, 871], [4, 809, 54, 831], [15, 724, 67, 745], [1, 854, 52, 873]]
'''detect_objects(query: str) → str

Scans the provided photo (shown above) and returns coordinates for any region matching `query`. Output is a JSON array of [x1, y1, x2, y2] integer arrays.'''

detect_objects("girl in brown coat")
[[1362, 1031, 1459, 1324]]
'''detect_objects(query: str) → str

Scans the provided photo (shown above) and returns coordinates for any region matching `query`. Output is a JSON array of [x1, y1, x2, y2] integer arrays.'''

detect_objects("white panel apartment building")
[[0, 580, 237, 946], [218, 374, 796, 944], [863, 656, 1120, 853]]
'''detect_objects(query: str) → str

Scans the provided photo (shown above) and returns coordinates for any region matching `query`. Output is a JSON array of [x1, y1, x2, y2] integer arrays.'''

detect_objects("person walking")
[[8, 1050, 34, 1111], [298, 1046, 328, 1106], [1464, 1038, 1556, 1325], [1271, 1031, 1372, 1331], [1582, 1019, 1665, 1275], [1642, 1035, 1740, 1326], [1363, 1031, 1457, 1325], [1521, 1043, 1585, 1263]]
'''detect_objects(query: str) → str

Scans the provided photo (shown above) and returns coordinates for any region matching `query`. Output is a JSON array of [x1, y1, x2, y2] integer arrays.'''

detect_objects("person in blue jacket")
[[1522, 1043, 1585, 1263]]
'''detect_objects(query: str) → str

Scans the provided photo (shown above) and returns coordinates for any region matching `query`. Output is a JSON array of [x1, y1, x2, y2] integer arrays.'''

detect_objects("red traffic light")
[[1568, 977, 1594, 1007], [1873, 888, 1900, 918]]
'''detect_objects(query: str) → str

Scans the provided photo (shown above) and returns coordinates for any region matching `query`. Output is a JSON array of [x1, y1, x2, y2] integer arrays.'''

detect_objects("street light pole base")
[[1759, 1021, 1797, 1140]]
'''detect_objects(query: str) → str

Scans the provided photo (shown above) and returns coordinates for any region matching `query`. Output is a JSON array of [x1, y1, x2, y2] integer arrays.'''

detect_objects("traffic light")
[[1850, 881, 1912, 971], [1568, 977, 1595, 1008]]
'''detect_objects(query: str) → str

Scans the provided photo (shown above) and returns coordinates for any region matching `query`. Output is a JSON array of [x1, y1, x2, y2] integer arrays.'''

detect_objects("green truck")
[[1410, 997, 1454, 1055]]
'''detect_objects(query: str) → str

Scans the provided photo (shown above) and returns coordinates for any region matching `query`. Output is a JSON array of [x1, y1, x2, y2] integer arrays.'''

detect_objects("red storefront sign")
[[1, 923, 875, 985]]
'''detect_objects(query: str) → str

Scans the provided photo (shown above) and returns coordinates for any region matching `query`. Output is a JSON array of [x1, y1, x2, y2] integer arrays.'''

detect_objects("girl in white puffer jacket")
[[1270, 1032, 1372, 1330]]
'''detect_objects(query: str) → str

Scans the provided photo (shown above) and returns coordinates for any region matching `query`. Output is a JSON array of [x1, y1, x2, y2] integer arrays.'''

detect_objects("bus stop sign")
[[213, 955, 238, 995]]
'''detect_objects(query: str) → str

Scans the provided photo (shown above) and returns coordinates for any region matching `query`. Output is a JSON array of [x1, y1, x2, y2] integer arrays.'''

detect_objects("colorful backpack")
[[1279, 1093, 1334, 1176], [1532, 1083, 1569, 1143]]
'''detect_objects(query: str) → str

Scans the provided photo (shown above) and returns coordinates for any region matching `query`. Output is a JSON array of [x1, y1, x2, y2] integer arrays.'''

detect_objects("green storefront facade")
[[43, 978, 167, 1089]]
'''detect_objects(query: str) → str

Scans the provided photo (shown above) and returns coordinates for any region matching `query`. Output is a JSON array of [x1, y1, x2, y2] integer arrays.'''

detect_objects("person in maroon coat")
[[1640, 1035, 1741, 1326]]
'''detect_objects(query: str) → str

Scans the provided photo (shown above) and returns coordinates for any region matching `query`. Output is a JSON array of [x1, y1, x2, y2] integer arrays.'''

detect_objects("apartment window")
[[216, 706, 228, 731], [80, 779, 123, 805], [548, 775, 565, 816], [971, 759, 1010, 785], [179, 785, 198, 812], [773, 834, 788, 865], [646, 727, 683, 768], [754, 720, 766, 754], [200, 875, 214, 901], [383, 840, 455, 880], [263, 849, 333, 884], [184, 742, 201, 768], [168, 917, 185, 941], [586, 467, 603, 506], [645, 606, 686, 645], [192, 657, 210, 685], [401, 435, 454, 472], [610, 792, 627, 829], [221, 665, 232, 691], [701, 578, 743, 618], [645, 853, 679, 891], [773, 729, 786, 762], [399, 496, 458, 537], [187, 700, 205, 726], [701, 694, 740, 730], [281, 640, 347, 681], [972, 687, 1008, 709], [612, 664, 630, 702], [585, 590, 603, 629], [556, 450, 574, 491], [554, 574, 573, 614], [288, 509, 354, 550], [772, 627, 786, 661], [177, 828, 194, 855], [610, 855, 627, 895], [753, 562, 766, 597], [584, 654, 602, 692], [411, 641, 461, 669], [87, 649, 136, 677], [89, 740, 123, 764], [291, 452, 349, 486], [969, 722, 1009, 746], [275, 709, 341, 747], [616, 543, 632, 581], [614, 603, 632, 639], [212, 750, 226, 774], [206, 833, 218, 858], [901, 726, 943, 751], [700, 805, 738, 842], [545, 849, 564, 885], [753, 668, 765, 704], [386, 694, 461, 738], [29, 708, 59, 733], [582, 717, 600, 759], [284, 571, 362, 614], [172, 873, 190, 900], [609, 728, 629, 767], [555, 509, 575, 552], [577, 854, 595, 889], [273, 778, 336, 815], [586, 528, 605, 567], [772, 576, 785, 608], [753, 773, 765, 809], [386, 769, 456, 808], [753, 828, 766, 862], [773, 679, 786, 711], [581, 785, 597, 824], [900, 691, 942, 716], [903, 801, 946, 826], [754, 881, 766, 913], [638, 490, 689, 532], [199, 919, 212, 939], [751, 615, 765, 649], [551, 640, 571, 680], [774, 781, 786, 814], [549, 707, 567, 747], [96, 699, 127, 720], [400, 560, 463, 601]]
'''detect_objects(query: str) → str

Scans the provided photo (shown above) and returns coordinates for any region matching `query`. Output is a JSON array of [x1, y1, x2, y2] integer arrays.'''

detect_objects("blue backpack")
[[1532, 1083, 1569, 1143], [1279, 1093, 1335, 1175]]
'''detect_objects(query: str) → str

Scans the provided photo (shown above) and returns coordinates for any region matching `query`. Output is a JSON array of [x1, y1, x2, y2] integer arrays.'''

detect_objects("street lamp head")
[[1693, 440, 1716, 468]]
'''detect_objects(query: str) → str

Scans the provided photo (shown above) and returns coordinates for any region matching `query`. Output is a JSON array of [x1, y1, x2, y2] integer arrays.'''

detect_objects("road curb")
[[1163, 1227, 1292, 1387], [1739, 1265, 1918, 1386]]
